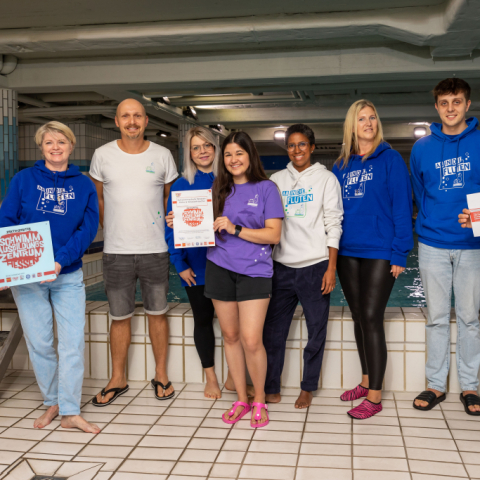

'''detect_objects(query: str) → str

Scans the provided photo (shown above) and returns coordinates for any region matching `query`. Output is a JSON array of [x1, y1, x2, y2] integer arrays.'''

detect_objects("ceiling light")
[[151, 96, 171, 105], [414, 127, 427, 138], [183, 106, 198, 120], [274, 130, 286, 140], [209, 124, 222, 132], [156, 130, 171, 138]]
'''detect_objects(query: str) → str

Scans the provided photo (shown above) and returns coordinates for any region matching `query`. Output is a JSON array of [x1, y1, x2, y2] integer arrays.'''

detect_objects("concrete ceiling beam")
[[8, 46, 480, 92], [0, 0, 477, 57]]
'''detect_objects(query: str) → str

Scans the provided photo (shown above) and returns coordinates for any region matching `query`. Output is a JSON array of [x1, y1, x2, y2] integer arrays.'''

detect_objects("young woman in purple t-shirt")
[[205, 132, 284, 428]]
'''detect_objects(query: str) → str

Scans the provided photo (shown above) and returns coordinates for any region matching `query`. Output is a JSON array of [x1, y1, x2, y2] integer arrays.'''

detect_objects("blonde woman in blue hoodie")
[[0, 122, 99, 433], [332, 100, 413, 419]]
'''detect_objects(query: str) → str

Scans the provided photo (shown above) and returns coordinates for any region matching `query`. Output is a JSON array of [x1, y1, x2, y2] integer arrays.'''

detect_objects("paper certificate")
[[0, 221, 57, 287], [172, 189, 215, 248], [467, 193, 480, 237]]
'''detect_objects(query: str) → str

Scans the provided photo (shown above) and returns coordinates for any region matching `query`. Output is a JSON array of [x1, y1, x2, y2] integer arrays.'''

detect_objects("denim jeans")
[[11, 269, 86, 415], [419, 242, 480, 393], [264, 260, 330, 393]]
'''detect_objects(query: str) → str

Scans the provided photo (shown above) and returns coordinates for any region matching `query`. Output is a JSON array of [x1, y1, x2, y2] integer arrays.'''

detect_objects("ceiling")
[[1, 0, 479, 156]]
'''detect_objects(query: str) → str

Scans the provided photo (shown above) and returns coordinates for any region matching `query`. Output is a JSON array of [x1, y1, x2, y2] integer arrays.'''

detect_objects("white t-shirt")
[[90, 140, 178, 254]]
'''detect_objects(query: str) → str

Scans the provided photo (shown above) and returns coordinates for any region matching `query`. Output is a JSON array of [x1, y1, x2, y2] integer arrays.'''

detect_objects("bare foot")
[[154, 375, 174, 398], [61, 415, 100, 433], [295, 390, 313, 409], [34, 405, 59, 429], [223, 400, 249, 422], [414, 388, 443, 408], [204, 375, 222, 399], [266, 393, 281, 403], [251, 399, 268, 426], [463, 391, 480, 413], [224, 374, 255, 397], [94, 377, 127, 405]]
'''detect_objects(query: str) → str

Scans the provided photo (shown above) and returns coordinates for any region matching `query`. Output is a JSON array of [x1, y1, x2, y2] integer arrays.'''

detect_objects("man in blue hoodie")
[[411, 78, 480, 415]]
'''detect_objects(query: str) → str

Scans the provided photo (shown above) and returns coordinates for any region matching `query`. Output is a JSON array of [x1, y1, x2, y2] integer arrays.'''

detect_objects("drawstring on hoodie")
[[51, 170, 67, 205]]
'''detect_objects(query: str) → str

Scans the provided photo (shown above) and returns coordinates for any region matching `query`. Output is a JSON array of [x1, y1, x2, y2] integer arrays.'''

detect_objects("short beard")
[[124, 131, 142, 140]]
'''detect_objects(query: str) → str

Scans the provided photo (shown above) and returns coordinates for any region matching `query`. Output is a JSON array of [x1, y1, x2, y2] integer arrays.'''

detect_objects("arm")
[[388, 155, 414, 269], [214, 217, 282, 244], [321, 175, 343, 293], [54, 185, 100, 270], [164, 187, 193, 284], [92, 178, 104, 228], [164, 180, 175, 214], [321, 247, 338, 294]]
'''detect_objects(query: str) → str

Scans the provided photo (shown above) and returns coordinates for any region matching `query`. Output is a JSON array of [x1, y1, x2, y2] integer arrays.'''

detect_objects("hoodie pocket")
[[341, 214, 385, 250], [421, 201, 468, 238]]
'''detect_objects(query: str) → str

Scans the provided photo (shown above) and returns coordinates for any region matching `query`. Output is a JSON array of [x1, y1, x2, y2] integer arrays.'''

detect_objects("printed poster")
[[0, 221, 57, 287], [467, 193, 480, 237], [172, 189, 215, 249]]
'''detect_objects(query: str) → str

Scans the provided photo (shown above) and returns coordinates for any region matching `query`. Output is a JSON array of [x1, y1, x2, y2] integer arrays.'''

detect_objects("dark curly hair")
[[285, 124, 315, 146]]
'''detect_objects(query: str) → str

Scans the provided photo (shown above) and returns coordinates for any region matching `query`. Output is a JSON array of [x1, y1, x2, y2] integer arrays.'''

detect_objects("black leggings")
[[185, 285, 216, 369], [337, 256, 396, 391]]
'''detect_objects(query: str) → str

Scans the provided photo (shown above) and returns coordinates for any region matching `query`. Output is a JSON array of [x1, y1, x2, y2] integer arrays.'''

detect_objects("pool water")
[[86, 238, 433, 307]]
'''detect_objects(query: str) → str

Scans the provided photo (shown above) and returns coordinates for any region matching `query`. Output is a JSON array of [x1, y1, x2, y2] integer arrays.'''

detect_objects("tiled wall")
[[1, 304, 474, 393], [0, 89, 19, 199], [19, 123, 120, 171]]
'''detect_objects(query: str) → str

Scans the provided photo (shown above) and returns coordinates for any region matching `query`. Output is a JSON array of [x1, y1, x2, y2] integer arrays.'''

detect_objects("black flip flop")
[[151, 379, 175, 400], [91, 385, 129, 407], [413, 390, 446, 411], [460, 393, 480, 416]]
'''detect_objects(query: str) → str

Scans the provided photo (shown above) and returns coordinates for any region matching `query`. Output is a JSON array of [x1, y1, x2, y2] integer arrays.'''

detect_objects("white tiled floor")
[[1, 372, 480, 479]]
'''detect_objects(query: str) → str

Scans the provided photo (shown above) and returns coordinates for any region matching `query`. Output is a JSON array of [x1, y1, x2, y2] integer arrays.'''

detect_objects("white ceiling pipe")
[[17, 94, 52, 108], [38, 92, 110, 102], [0, 55, 17, 75], [0, 0, 475, 57]]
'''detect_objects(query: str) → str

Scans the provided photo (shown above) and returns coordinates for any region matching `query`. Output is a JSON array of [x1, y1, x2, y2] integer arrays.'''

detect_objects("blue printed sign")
[[0, 221, 57, 287]]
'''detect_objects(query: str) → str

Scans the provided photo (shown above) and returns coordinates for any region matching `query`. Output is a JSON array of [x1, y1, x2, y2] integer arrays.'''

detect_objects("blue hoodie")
[[0, 160, 99, 275], [165, 170, 214, 287], [332, 142, 413, 267], [411, 117, 480, 250]]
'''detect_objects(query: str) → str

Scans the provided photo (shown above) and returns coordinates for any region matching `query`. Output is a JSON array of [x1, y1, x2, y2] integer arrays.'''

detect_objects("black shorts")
[[204, 260, 272, 302]]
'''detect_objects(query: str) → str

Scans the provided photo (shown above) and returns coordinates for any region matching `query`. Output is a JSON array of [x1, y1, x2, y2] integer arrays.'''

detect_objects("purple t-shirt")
[[207, 180, 284, 278]]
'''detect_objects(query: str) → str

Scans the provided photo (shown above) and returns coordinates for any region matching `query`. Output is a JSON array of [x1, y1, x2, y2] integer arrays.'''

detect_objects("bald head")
[[116, 98, 146, 118], [115, 98, 148, 140]]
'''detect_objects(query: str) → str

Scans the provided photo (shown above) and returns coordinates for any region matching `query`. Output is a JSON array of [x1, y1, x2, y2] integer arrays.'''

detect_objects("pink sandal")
[[250, 402, 269, 428], [222, 401, 251, 424]]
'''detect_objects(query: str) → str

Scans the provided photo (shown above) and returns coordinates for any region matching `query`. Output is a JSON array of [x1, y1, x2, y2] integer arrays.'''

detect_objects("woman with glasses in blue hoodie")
[[0, 121, 99, 433], [332, 100, 413, 419]]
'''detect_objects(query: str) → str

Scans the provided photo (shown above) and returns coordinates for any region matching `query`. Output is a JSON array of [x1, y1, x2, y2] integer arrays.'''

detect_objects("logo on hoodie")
[[342, 166, 373, 199], [435, 154, 471, 190], [36, 185, 75, 216], [282, 187, 313, 218]]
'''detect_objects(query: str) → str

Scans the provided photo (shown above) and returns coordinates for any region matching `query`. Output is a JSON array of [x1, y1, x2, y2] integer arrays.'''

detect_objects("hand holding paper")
[[466, 193, 480, 236]]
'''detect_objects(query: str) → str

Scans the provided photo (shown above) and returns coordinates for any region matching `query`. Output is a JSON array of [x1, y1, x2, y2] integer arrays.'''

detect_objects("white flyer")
[[172, 189, 215, 248], [467, 192, 480, 237]]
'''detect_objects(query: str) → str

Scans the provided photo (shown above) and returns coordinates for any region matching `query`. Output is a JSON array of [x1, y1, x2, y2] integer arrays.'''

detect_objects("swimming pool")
[[85, 238, 429, 307]]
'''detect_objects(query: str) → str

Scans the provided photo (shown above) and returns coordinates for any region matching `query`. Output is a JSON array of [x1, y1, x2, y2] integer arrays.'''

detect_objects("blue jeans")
[[264, 260, 330, 393], [419, 242, 480, 393], [11, 269, 86, 415]]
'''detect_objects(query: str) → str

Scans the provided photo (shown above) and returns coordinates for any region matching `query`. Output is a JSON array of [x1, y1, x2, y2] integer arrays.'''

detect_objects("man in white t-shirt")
[[90, 99, 178, 405]]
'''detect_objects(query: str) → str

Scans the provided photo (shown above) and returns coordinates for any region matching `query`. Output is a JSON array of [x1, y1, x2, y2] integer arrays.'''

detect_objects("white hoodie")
[[270, 162, 343, 268]]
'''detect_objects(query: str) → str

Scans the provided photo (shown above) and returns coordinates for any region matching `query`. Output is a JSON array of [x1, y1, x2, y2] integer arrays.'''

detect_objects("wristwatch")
[[234, 225, 243, 237]]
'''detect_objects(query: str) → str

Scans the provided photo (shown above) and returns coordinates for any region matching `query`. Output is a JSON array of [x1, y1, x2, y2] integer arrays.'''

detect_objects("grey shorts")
[[103, 253, 170, 320]]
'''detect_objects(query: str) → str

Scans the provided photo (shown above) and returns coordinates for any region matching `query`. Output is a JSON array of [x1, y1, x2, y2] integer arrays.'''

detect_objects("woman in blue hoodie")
[[165, 126, 225, 399], [332, 100, 413, 419], [0, 122, 99, 433]]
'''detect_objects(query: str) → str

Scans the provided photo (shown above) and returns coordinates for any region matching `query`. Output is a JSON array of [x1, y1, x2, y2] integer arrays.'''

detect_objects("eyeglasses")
[[287, 142, 310, 151], [191, 143, 214, 153]]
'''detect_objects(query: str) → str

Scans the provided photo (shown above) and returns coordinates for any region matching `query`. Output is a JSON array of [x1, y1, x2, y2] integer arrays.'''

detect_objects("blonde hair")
[[34, 121, 76, 149], [183, 126, 220, 185], [336, 99, 384, 169]]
